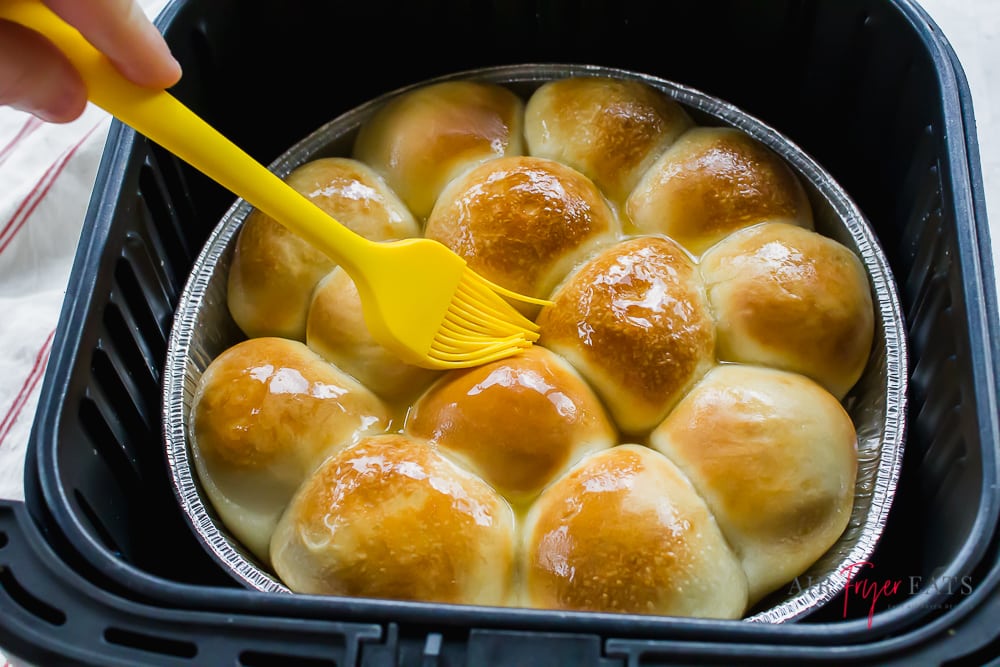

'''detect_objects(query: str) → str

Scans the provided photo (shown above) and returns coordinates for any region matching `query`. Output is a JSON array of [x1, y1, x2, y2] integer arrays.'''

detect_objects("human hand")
[[0, 0, 181, 122]]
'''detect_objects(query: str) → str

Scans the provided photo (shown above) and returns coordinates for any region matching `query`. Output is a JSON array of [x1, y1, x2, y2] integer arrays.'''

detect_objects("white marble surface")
[[917, 0, 1000, 296]]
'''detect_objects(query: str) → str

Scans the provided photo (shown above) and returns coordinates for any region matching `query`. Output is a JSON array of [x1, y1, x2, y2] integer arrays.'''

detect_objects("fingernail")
[[34, 86, 88, 123]]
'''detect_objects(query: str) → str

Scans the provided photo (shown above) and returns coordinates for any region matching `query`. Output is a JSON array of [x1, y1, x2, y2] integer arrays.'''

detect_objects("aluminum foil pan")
[[162, 63, 908, 624]]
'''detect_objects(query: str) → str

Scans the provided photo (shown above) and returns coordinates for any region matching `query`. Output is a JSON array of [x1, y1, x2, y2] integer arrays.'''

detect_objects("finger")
[[0, 19, 87, 122], [43, 0, 181, 89]]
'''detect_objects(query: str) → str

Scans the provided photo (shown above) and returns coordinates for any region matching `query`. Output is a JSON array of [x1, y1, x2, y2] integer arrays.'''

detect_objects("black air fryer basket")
[[1, 0, 998, 665]]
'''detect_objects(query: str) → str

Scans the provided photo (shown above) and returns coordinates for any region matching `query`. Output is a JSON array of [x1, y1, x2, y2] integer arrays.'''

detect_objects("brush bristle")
[[426, 268, 544, 368]]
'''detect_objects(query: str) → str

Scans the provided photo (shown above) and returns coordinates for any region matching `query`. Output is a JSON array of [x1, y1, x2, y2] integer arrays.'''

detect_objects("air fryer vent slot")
[[104, 626, 199, 659], [73, 488, 124, 559], [78, 393, 142, 485], [89, 347, 154, 453], [0, 567, 67, 626], [239, 650, 338, 667], [138, 154, 194, 285], [101, 301, 159, 408]]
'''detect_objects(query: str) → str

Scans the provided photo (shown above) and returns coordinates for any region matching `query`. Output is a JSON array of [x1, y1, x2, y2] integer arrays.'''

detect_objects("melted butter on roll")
[[307, 266, 441, 403], [425, 155, 621, 303], [525, 76, 693, 209], [537, 235, 716, 435], [270, 433, 516, 606], [405, 346, 617, 504], [352, 80, 525, 221], [626, 126, 813, 255], [189, 337, 390, 563], [227, 158, 419, 340], [521, 444, 748, 618], [649, 364, 858, 604], [699, 221, 874, 399]]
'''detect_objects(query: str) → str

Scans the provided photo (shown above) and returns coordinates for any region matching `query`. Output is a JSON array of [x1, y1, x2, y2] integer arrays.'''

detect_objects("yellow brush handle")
[[0, 0, 372, 274]]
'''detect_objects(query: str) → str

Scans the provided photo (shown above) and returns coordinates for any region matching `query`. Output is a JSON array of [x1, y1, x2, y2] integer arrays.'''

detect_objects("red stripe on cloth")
[[0, 115, 43, 167], [0, 120, 103, 253], [0, 328, 55, 449]]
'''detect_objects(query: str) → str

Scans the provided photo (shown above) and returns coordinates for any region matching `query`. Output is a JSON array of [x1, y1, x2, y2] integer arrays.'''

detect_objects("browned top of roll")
[[537, 236, 715, 431], [227, 210, 335, 340], [524, 76, 692, 205], [424, 155, 620, 299], [626, 126, 813, 254], [270, 433, 515, 604], [522, 444, 748, 617], [405, 346, 616, 501], [192, 337, 389, 473], [284, 157, 419, 239], [651, 364, 857, 536], [699, 222, 875, 399], [352, 80, 525, 220], [227, 158, 418, 340], [649, 363, 858, 602]]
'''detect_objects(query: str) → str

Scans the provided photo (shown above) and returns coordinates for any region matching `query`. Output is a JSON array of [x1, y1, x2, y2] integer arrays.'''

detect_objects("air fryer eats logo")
[[786, 560, 973, 628]]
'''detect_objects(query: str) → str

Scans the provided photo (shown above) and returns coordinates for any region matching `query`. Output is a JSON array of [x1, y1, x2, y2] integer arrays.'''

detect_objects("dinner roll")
[[424, 155, 620, 303], [537, 235, 715, 434], [307, 266, 441, 402], [353, 80, 525, 220], [520, 444, 748, 618], [699, 221, 874, 399], [227, 158, 419, 340], [189, 337, 390, 562], [649, 364, 858, 604], [524, 76, 692, 207], [626, 126, 813, 255], [405, 346, 617, 503], [270, 434, 516, 605]]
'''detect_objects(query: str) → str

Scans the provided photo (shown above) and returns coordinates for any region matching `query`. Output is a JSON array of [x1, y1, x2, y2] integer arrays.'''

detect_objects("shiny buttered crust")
[[537, 235, 716, 434], [649, 364, 858, 604], [405, 346, 617, 503], [307, 267, 441, 402], [352, 80, 525, 220], [270, 433, 516, 605], [189, 337, 390, 562], [699, 222, 875, 399], [424, 155, 621, 301], [202, 76, 877, 618], [521, 444, 748, 618], [227, 158, 419, 340], [524, 76, 693, 207], [626, 126, 814, 255]]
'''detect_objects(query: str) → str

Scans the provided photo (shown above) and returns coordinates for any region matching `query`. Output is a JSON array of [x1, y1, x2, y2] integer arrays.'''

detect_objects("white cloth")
[[0, 0, 170, 502], [0, 1, 996, 665]]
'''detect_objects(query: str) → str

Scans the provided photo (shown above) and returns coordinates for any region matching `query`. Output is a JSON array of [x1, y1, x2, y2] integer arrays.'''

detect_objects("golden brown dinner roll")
[[306, 266, 441, 403], [189, 337, 391, 562], [520, 444, 748, 618], [626, 126, 813, 254], [227, 158, 419, 340], [352, 80, 525, 220], [537, 235, 715, 434], [649, 364, 858, 604], [424, 155, 621, 303], [699, 221, 874, 399], [405, 346, 617, 503], [270, 433, 516, 605], [524, 76, 692, 208]]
